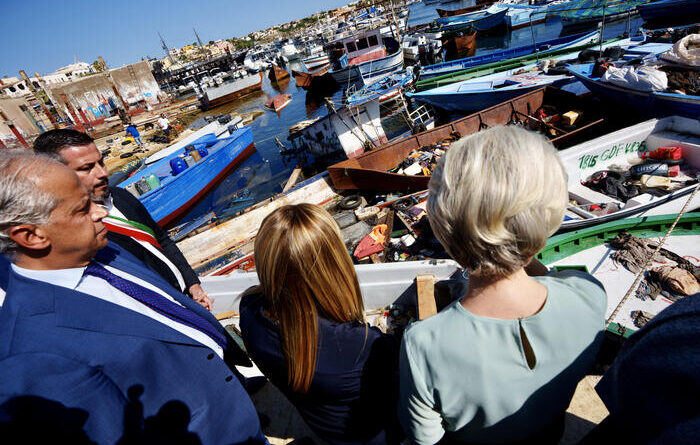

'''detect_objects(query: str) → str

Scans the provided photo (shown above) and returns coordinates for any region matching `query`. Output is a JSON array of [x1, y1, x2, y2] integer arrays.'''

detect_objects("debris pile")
[[386, 133, 460, 176], [581, 146, 698, 202]]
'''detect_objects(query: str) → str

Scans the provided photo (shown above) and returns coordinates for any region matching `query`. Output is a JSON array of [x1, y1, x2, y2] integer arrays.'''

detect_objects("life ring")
[[339, 195, 363, 210]]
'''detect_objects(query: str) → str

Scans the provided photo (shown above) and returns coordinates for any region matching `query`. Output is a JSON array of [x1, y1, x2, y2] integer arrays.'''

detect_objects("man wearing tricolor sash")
[[33, 129, 212, 311]]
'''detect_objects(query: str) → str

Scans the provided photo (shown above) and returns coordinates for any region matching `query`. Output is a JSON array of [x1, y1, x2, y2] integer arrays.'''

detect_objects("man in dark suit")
[[33, 129, 212, 310], [0, 152, 266, 444]]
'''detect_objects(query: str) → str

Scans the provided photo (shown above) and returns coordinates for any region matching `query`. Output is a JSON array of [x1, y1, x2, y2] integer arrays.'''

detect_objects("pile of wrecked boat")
[[116, 0, 700, 342]]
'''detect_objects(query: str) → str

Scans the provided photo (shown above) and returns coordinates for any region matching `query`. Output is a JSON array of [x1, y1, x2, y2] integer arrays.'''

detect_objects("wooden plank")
[[416, 274, 437, 320], [282, 167, 303, 192]]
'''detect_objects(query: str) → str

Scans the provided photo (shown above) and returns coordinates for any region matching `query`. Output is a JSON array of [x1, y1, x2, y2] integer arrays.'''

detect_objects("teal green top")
[[398, 271, 607, 444]]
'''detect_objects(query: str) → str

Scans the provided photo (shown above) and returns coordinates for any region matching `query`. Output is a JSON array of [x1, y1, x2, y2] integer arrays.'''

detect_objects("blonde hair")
[[427, 126, 567, 279], [254, 204, 365, 393]]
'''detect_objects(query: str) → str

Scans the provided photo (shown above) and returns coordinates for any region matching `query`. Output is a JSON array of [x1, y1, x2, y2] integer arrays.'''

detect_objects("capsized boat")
[[198, 72, 263, 111], [118, 127, 256, 228], [558, 115, 699, 231], [287, 98, 387, 159], [264, 93, 292, 112], [538, 213, 700, 338], [418, 30, 599, 80], [329, 87, 608, 192]]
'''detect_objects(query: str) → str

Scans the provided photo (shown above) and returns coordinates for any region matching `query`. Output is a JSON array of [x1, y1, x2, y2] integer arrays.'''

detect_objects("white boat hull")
[[330, 50, 405, 86]]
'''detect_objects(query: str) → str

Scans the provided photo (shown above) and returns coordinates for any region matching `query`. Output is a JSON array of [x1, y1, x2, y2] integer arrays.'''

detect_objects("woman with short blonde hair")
[[241, 204, 401, 445], [399, 126, 608, 444]]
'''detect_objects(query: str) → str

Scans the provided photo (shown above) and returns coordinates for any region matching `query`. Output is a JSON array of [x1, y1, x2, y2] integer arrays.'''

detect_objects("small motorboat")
[[264, 93, 292, 112]]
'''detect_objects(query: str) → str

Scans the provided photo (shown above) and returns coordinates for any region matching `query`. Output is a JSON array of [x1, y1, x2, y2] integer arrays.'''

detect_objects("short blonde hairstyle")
[[427, 126, 567, 278]]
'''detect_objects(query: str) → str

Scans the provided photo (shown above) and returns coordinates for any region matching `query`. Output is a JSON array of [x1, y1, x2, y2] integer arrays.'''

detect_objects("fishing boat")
[[558, 115, 700, 231], [433, 6, 508, 32], [292, 66, 331, 89], [328, 29, 405, 85], [264, 93, 292, 112], [243, 48, 270, 72], [198, 72, 263, 111], [538, 212, 700, 338], [418, 30, 599, 79], [281, 42, 301, 61], [287, 98, 387, 159], [559, 0, 651, 26], [118, 127, 256, 228], [144, 116, 244, 166], [345, 69, 414, 107], [302, 53, 331, 71], [637, 0, 700, 25], [566, 61, 700, 119], [268, 64, 290, 83], [328, 87, 608, 192], [414, 33, 629, 91], [408, 66, 573, 113]]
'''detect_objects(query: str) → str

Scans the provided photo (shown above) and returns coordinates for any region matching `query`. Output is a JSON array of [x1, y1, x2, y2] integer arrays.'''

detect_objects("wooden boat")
[[558, 115, 700, 231], [264, 93, 292, 112], [419, 30, 599, 80], [268, 64, 290, 83], [436, 3, 493, 17], [177, 172, 342, 274], [292, 66, 331, 89], [566, 44, 700, 120], [414, 34, 628, 91], [328, 87, 608, 192], [499, 4, 548, 29], [637, 0, 700, 25], [433, 7, 507, 32], [118, 127, 256, 228], [198, 72, 263, 111], [538, 213, 700, 338]]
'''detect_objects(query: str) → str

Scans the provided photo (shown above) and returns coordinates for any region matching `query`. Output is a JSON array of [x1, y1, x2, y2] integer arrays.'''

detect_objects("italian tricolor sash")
[[103, 215, 162, 249]]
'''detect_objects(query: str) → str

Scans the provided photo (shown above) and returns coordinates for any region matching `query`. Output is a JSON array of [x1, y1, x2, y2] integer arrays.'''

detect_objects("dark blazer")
[[240, 291, 401, 445], [108, 186, 199, 293], [0, 243, 261, 444]]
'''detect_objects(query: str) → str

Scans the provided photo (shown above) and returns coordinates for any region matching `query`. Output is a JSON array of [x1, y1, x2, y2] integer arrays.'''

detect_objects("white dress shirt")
[[104, 196, 186, 292], [12, 263, 223, 359]]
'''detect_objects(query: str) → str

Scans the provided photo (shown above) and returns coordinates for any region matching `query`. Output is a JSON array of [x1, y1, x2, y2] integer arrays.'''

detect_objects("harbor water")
[[175, 2, 645, 229]]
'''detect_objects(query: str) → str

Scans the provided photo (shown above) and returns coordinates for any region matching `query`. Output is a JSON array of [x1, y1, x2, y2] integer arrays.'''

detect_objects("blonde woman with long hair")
[[240, 204, 401, 445], [399, 126, 608, 444]]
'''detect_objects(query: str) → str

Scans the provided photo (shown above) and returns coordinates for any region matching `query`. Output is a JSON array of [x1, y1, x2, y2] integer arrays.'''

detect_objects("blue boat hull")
[[118, 127, 256, 227], [567, 64, 700, 120], [437, 9, 507, 31], [420, 31, 597, 79], [637, 0, 700, 23], [408, 80, 568, 113]]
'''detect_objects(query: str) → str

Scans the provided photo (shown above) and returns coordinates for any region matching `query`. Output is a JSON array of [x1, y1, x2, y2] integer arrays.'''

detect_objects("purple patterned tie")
[[84, 261, 228, 349]]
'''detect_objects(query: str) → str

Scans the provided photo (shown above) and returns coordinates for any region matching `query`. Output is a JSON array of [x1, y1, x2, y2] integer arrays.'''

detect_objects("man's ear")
[[8, 225, 50, 251]]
